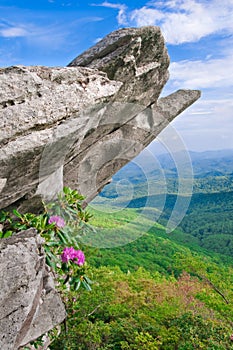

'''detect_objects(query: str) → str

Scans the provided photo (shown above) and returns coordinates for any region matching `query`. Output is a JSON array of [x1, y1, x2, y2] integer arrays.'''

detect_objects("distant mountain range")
[[127, 148, 233, 178], [96, 149, 233, 200], [91, 148, 233, 258]]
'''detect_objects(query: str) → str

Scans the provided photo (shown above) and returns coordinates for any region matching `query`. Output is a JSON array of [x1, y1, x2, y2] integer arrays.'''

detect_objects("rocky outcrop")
[[0, 26, 201, 348], [0, 26, 200, 212], [0, 229, 66, 349]]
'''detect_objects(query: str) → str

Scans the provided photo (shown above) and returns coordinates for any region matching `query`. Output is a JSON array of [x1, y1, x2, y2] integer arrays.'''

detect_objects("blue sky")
[[1, 0, 233, 152]]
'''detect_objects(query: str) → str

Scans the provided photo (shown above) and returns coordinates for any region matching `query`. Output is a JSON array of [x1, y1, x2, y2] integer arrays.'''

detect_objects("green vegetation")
[[50, 150, 233, 349], [93, 150, 233, 257], [87, 207, 231, 273], [51, 150, 233, 349], [51, 265, 233, 349], [0, 187, 92, 292], [48, 206, 233, 349], [0, 187, 94, 349]]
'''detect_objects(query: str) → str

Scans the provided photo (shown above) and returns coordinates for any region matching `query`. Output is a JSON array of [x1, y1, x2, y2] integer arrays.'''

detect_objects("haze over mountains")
[[158, 149, 233, 177], [95, 148, 233, 201], [118, 148, 233, 178], [90, 148, 233, 257]]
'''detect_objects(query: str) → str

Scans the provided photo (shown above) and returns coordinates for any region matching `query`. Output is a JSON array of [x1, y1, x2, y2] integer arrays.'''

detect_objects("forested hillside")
[[93, 149, 233, 257], [50, 149, 233, 349], [51, 208, 233, 350]]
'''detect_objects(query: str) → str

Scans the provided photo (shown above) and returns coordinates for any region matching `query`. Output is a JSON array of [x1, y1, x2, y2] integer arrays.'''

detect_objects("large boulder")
[[0, 26, 200, 212], [0, 229, 66, 349]]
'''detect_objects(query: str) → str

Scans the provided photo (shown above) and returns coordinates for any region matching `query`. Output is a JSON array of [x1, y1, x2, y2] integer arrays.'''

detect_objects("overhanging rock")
[[0, 26, 200, 212]]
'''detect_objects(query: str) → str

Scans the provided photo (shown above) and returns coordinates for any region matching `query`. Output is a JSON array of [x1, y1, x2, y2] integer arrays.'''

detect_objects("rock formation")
[[0, 229, 66, 349], [0, 26, 200, 212], [0, 26, 201, 348]]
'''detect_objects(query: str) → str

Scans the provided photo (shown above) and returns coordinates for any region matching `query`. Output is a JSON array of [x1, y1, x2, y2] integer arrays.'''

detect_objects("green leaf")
[[59, 227, 74, 245], [3, 230, 13, 238], [84, 275, 93, 285], [69, 276, 76, 285], [46, 255, 56, 270], [57, 230, 68, 245], [74, 280, 81, 291], [14, 224, 27, 231], [61, 262, 70, 273], [63, 186, 70, 195], [45, 246, 59, 261], [46, 241, 59, 247], [82, 279, 92, 291], [12, 209, 22, 218], [0, 211, 9, 222], [66, 207, 77, 214]]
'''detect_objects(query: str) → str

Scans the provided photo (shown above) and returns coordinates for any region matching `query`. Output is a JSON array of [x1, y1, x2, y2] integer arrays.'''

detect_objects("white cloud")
[[170, 93, 233, 133], [93, 37, 103, 43], [0, 15, 103, 52], [130, 7, 164, 26], [126, 0, 233, 44], [0, 27, 28, 37], [168, 96, 233, 151], [168, 55, 233, 89], [93, 1, 128, 25]]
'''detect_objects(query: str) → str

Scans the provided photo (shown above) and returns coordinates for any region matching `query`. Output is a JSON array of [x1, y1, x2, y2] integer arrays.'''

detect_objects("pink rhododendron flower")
[[61, 247, 77, 263], [61, 247, 85, 265], [48, 215, 65, 228], [73, 250, 85, 266]]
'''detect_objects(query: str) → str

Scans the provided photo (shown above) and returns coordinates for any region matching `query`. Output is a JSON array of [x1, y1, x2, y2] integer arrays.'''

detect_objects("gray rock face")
[[68, 26, 169, 105], [0, 229, 66, 350], [0, 26, 200, 212], [0, 65, 122, 211]]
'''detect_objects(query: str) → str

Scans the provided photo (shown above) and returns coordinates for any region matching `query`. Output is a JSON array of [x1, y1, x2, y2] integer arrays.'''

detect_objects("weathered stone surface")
[[68, 89, 200, 204], [0, 65, 122, 211], [0, 229, 66, 350], [0, 26, 200, 212], [0, 65, 121, 144], [68, 26, 170, 105]]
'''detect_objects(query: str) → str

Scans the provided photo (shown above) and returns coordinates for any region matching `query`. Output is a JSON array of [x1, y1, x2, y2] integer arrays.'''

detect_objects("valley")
[[51, 149, 233, 350]]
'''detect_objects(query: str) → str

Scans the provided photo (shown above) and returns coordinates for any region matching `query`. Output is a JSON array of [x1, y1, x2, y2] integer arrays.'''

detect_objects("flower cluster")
[[61, 246, 85, 266], [48, 215, 65, 228]]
